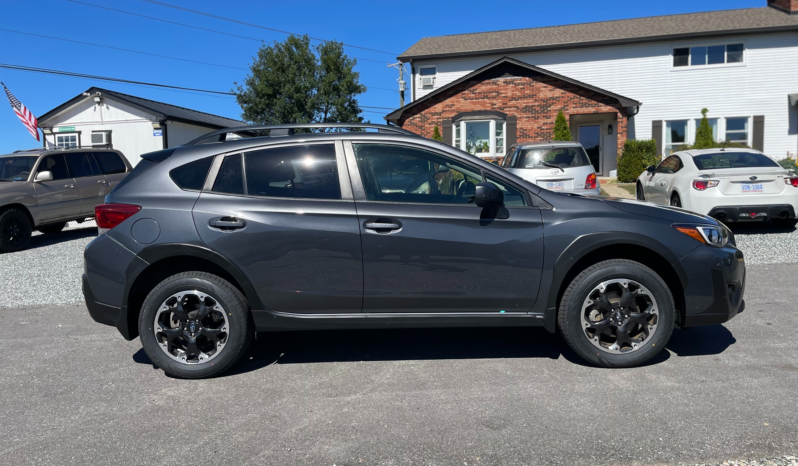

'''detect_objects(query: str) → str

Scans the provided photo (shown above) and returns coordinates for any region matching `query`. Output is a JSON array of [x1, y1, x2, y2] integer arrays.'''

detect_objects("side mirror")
[[645, 166, 656, 174], [475, 182, 504, 208], [34, 171, 53, 182]]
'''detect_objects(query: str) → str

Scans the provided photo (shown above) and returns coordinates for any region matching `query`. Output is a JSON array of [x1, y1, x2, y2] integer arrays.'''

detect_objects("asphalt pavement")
[[0, 262, 796, 465]]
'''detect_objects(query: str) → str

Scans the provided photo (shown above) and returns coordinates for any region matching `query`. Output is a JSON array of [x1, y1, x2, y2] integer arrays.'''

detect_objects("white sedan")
[[636, 148, 798, 227]]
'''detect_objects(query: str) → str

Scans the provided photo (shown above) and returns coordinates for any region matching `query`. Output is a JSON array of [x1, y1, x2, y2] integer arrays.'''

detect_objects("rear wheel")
[[37, 222, 66, 234], [636, 182, 645, 201], [138, 272, 253, 378], [670, 192, 682, 207], [0, 208, 32, 253], [558, 259, 675, 368]]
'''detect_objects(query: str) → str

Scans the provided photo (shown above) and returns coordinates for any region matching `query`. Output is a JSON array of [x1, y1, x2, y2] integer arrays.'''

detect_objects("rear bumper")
[[83, 273, 122, 328], [679, 245, 746, 328], [707, 204, 795, 222]]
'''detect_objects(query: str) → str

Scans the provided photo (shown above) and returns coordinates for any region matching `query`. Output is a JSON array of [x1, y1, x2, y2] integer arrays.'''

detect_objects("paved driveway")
[[1, 263, 796, 465]]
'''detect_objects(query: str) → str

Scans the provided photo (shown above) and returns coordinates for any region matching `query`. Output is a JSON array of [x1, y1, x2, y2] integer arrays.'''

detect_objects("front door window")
[[579, 126, 601, 172]]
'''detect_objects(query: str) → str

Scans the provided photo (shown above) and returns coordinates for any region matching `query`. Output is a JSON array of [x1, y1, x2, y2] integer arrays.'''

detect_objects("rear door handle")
[[209, 217, 247, 231], [65, 184, 75, 188], [364, 219, 402, 233]]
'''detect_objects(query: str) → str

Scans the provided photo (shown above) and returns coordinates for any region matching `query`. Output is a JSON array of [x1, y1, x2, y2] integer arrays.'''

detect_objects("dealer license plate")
[[546, 182, 565, 190], [741, 183, 764, 193]]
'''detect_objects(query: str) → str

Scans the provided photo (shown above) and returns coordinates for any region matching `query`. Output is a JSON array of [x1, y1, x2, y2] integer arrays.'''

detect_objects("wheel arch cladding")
[[121, 244, 263, 341], [545, 233, 688, 332]]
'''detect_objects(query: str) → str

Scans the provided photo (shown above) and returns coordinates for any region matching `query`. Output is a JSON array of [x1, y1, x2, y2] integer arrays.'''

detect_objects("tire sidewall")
[[636, 183, 645, 201], [139, 275, 249, 378], [562, 262, 675, 368], [0, 209, 32, 252]]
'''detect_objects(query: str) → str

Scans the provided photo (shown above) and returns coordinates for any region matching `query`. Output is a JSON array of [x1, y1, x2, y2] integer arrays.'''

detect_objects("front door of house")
[[579, 126, 601, 173]]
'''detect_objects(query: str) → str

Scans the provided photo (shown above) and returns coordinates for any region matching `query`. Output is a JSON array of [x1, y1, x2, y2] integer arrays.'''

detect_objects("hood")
[[587, 196, 718, 224]]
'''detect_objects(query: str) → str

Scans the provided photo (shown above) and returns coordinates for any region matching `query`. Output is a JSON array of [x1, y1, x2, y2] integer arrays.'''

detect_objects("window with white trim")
[[55, 133, 79, 148], [452, 120, 507, 159], [419, 67, 436, 88], [673, 43, 744, 68], [725, 117, 749, 145], [665, 120, 688, 154]]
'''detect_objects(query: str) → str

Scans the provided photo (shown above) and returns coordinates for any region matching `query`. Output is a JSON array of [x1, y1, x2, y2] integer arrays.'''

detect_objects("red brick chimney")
[[768, 0, 798, 14]]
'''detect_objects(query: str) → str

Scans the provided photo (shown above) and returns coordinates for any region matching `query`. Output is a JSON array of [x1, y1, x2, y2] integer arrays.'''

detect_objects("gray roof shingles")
[[399, 7, 798, 60]]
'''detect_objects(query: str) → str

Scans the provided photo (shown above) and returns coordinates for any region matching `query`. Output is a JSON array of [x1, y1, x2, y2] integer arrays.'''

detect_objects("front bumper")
[[679, 244, 746, 328], [708, 204, 795, 222]]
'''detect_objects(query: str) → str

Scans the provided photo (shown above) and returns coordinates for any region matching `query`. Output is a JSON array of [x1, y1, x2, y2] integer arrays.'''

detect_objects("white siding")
[[167, 121, 216, 146], [412, 32, 798, 158]]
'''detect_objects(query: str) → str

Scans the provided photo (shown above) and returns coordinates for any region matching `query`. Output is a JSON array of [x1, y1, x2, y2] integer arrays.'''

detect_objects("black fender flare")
[[540, 231, 689, 332], [117, 243, 265, 340]]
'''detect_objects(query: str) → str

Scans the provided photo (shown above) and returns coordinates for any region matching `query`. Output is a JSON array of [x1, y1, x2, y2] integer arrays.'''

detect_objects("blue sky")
[[0, 0, 763, 154]]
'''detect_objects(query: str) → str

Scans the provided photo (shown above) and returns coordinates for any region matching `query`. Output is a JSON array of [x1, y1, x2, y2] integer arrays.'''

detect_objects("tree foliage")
[[618, 139, 659, 183], [693, 108, 715, 149], [553, 110, 572, 141], [432, 125, 443, 141], [234, 35, 366, 127]]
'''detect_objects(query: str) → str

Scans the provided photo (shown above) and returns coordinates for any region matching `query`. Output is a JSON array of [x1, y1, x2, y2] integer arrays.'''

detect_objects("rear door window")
[[244, 144, 340, 199], [64, 153, 97, 178], [38, 155, 71, 180], [212, 154, 245, 195], [93, 152, 127, 175]]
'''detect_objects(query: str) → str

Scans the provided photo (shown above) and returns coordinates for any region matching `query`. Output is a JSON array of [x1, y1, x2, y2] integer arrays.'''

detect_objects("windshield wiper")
[[540, 161, 565, 173]]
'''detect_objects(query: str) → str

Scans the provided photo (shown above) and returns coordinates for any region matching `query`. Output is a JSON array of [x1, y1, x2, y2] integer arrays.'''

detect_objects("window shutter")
[[652, 120, 663, 156], [442, 119, 452, 146], [752, 115, 765, 151], [506, 115, 517, 148]]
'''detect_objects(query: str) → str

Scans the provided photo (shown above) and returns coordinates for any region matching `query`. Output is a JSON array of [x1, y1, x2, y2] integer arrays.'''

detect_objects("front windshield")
[[514, 147, 591, 169], [0, 157, 37, 181]]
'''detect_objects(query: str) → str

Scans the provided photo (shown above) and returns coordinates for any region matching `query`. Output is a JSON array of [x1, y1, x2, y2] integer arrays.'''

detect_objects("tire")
[[0, 208, 32, 253], [138, 272, 254, 379], [558, 259, 675, 368], [37, 222, 66, 234], [636, 182, 645, 201], [670, 192, 682, 207]]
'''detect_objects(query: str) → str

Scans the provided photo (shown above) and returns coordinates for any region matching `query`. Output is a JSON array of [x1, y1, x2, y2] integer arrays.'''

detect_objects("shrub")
[[693, 108, 715, 149], [778, 157, 797, 171], [553, 110, 572, 141], [618, 139, 659, 183], [432, 125, 443, 141]]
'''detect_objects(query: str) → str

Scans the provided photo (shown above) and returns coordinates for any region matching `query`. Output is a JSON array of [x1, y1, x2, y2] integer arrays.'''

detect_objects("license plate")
[[546, 182, 565, 190], [741, 183, 764, 193]]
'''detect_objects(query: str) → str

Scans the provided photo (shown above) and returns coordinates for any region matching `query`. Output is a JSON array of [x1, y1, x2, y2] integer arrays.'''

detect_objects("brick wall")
[[397, 72, 629, 154], [768, 0, 798, 13]]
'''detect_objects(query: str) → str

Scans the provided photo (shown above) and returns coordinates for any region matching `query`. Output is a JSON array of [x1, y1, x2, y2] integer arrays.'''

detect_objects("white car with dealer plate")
[[636, 148, 798, 227], [501, 141, 600, 195]]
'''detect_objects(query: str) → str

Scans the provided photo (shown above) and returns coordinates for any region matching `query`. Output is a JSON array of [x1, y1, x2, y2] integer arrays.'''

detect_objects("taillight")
[[585, 173, 597, 190], [786, 177, 798, 188], [692, 179, 719, 191], [95, 204, 141, 230]]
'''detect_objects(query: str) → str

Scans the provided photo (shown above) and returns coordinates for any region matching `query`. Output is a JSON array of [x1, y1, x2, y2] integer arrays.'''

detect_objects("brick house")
[[387, 0, 798, 175]]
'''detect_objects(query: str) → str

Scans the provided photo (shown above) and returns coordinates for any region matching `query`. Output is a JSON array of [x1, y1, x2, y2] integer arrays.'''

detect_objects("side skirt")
[[253, 310, 546, 332]]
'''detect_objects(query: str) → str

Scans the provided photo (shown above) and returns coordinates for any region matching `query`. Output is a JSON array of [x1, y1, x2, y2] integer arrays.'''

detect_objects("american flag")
[[3, 82, 39, 141]]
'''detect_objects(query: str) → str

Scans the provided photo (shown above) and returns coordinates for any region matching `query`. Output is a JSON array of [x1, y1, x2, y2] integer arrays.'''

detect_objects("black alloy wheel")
[[636, 183, 645, 201], [0, 208, 32, 253], [670, 192, 682, 207]]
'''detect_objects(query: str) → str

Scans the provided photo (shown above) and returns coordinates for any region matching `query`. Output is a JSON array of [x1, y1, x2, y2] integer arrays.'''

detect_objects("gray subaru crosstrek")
[[0, 147, 131, 252], [83, 123, 745, 379]]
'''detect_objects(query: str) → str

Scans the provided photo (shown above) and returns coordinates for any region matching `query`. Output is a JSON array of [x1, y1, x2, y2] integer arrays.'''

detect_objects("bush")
[[553, 110, 572, 141], [618, 139, 659, 183], [778, 157, 797, 171], [432, 125, 443, 141]]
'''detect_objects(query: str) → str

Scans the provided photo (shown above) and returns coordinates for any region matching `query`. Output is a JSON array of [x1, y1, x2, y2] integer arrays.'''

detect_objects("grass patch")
[[617, 184, 636, 196]]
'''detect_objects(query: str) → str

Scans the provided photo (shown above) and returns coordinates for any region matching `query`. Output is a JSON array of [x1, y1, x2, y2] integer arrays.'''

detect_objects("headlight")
[[673, 224, 730, 247]]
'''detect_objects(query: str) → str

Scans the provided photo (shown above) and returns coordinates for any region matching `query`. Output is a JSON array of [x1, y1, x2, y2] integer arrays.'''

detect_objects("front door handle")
[[364, 219, 402, 233], [660, 181, 666, 186], [209, 217, 247, 231], [97, 179, 109, 185], [65, 184, 75, 188]]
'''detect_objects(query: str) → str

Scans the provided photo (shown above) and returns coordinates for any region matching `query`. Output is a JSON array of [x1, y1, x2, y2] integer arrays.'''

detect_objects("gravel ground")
[[681, 456, 798, 466], [729, 222, 798, 265]]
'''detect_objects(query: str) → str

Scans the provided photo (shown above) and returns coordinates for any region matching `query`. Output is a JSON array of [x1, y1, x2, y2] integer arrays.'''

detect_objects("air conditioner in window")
[[421, 76, 434, 87], [91, 132, 110, 146]]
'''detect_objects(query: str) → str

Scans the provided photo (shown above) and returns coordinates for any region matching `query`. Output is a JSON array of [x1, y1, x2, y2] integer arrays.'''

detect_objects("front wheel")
[[558, 259, 675, 368], [636, 182, 645, 201], [138, 272, 254, 378]]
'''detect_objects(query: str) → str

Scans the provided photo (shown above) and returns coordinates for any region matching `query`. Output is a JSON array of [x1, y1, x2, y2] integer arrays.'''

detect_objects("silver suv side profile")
[[501, 141, 600, 195], [0, 147, 131, 252]]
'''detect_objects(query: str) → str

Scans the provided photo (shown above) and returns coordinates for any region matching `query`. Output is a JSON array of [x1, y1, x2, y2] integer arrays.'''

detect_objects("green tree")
[[553, 110, 572, 141], [234, 35, 366, 127], [693, 108, 715, 149], [432, 125, 443, 141]]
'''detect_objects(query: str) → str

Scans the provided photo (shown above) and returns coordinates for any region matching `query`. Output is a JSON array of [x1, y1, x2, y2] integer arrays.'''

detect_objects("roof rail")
[[183, 123, 418, 146], [12, 148, 46, 153], [11, 145, 114, 153]]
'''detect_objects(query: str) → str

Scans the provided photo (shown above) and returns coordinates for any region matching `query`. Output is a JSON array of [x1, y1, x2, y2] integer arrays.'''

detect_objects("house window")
[[419, 67, 436, 87], [673, 44, 744, 67], [55, 133, 79, 148], [694, 118, 719, 141], [455, 120, 506, 159], [725, 117, 749, 145], [665, 120, 688, 154]]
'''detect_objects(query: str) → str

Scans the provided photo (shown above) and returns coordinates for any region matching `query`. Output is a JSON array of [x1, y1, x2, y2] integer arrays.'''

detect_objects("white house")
[[38, 87, 242, 166], [387, 0, 798, 174]]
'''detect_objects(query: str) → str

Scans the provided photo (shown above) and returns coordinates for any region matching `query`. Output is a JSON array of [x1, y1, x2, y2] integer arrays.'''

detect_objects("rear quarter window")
[[170, 156, 214, 191]]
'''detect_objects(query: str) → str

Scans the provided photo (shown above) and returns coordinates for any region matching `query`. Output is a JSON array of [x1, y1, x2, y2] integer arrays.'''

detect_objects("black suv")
[[83, 124, 745, 378]]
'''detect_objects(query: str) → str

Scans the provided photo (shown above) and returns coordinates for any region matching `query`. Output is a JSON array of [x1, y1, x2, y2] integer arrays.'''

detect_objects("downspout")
[[410, 60, 415, 104]]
